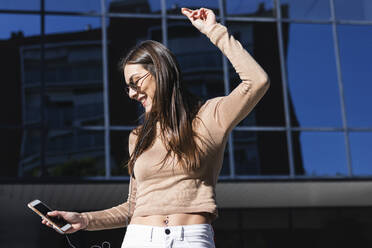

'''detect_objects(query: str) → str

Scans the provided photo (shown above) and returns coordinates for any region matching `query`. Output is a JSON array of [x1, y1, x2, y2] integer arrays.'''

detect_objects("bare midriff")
[[130, 212, 212, 226]]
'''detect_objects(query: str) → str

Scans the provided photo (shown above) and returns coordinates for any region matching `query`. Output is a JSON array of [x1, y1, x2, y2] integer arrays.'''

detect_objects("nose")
[[128, 87, 137, 99]]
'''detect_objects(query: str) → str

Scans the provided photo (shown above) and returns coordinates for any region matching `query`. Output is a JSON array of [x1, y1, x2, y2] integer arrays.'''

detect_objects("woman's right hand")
[[41, 210, 88, 234], [181, 7, 217, 35]]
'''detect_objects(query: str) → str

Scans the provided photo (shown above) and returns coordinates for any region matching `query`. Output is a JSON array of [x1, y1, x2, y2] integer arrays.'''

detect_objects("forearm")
[[205, 23, 269, 85], [81, 176, 137, 231], [81, 202, 133, 231], [204, 23, 270, 131]]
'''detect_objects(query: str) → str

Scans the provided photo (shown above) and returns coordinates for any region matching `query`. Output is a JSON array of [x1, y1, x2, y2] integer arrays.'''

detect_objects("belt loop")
[[179, 226, 185, 241], [148, 227, 153, 242]]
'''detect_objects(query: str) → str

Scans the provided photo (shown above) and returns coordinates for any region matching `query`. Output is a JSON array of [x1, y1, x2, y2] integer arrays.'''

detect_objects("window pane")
[[286, 23, 342, 127], [110, 130, 131, 177], [24, 90, 41, 125], [108, 18, 162, 126], [45, 15, 101, 34], [294, 131, 348, 176], [43, 16, 103, 128], [168, 20, 224, 99], [280, 0, 331, 20], [0, 14, 41, 126], [226, 0, 274, 17], [19, 128, 42, 177], [167, 0, 219, 15], [46, 0, 101, 13], [338, 25, 372, 127], [0, 14, 40, 39], [335, 0, 372, 21], [46, 129, 105, 177], [233, 131, 290, 175], [0, 0, 39, 11], [349, 132, 372, 176], [107, 0, 161, 14], [227, 21, 284, 127]]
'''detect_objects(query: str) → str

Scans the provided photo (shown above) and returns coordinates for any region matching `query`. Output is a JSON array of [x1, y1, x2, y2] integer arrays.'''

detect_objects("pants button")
[[165, 228, 170, 235]]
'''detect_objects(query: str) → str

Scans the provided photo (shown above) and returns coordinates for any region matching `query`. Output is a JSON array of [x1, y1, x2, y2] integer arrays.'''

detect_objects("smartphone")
[[28, 199, 72, 234]]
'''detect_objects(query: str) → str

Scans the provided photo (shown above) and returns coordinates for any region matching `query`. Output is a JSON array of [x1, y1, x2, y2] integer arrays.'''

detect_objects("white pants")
[[121, 224, 216, 248]]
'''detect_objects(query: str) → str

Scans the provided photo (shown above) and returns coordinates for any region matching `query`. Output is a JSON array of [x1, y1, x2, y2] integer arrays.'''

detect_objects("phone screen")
[[34, 202, 69, 228]]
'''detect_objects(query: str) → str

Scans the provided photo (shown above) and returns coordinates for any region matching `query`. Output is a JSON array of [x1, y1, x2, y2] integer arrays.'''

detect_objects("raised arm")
[[182, 8, 270, 132], [80, 132, 138, 231]]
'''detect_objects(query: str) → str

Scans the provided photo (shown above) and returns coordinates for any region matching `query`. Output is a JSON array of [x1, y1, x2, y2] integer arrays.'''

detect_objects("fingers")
[[41, 218, 53, 228], [47, 210, 59, 216], [181, 8, 192, 17], [181, 7, 205, 20]]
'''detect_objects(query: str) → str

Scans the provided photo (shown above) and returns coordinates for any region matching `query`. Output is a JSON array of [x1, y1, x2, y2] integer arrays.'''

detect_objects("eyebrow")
[[128, 73, 140, 83]]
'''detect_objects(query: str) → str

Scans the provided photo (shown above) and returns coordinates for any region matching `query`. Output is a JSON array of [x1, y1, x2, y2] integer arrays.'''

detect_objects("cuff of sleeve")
[[206, 23, 228, 45]]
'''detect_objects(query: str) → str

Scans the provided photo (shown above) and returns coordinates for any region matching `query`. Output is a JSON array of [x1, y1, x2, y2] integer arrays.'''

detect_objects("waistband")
[[126, 224, 214, 242]]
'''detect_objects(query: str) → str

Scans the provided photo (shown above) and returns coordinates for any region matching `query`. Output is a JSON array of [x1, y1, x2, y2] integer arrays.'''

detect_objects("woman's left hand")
[[181, 7, 217, 35]]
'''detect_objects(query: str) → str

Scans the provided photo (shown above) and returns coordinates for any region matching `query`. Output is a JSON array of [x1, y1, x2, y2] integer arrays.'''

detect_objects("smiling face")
[[124, 64, 156, 113]]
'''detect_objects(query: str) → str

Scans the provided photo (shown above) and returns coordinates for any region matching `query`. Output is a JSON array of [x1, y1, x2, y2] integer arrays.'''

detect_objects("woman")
[[43, 7, 269, 248]]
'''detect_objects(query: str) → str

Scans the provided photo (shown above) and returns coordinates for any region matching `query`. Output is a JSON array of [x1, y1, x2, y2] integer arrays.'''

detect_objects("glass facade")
[[1, 0, 372, 180]]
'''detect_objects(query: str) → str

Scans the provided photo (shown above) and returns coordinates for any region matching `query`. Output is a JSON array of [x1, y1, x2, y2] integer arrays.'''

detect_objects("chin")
[[145, 105, 152, 113]]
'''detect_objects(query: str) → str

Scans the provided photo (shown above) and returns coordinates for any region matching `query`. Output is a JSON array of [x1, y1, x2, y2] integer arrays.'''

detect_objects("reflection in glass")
[[168, 20, 224, 100], [46, 0, 101, 13], [294, 132, 347, 176], [335, 0, 372, 21], [110, 130, 131, 177], [46, 129, 105, 176], [18, 128, 41, 177], [0, 15, 41, 127], [233, 131, 291, 175], [286, 23, 342, 127], [45, 16, 101, 34], [108, 18, 162, 126], [349, 132, 372, 176], [0, 0, 39, 11], [167, 0, 219, 15], [280, 0, 330, 20], [0, 14, 40, 39], [21, 43, 104, 128], [44, 16, 103, 127], [107, 0, 161, 14], [338, 25, 372, 127], [227, 21, 284, 127], [225, 0, 274, 17], [24, 90, 41, 125]]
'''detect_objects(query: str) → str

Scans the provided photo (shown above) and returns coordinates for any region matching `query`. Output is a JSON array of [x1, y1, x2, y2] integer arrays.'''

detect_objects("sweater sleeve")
[[81, 132, 137, 231], [81, 176, 137, 231], [205, 23, 270, 132]]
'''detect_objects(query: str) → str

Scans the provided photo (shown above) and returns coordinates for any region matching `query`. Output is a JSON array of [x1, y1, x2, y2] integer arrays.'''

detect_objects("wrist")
[[79, 213, 90, 230], [203, 23, 218, 35]]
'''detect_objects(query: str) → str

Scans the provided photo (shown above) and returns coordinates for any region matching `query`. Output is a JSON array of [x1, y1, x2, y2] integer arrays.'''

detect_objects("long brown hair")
[[119, 40, 204, 177]]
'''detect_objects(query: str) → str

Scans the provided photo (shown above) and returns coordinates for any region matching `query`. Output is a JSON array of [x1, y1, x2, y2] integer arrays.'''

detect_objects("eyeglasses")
[[124, 72, 150, 95]]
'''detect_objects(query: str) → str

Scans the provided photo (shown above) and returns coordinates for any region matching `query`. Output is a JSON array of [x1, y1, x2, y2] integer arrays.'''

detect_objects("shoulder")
[[197, 97, 224, 117]]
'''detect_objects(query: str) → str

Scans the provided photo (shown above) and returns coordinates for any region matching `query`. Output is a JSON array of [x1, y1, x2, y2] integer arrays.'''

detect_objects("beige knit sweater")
[[82, 23, 269, 231]]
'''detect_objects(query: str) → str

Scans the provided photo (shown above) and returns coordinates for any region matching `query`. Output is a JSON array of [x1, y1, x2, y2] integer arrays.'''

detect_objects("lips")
[[138, 96, 147, 107]]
